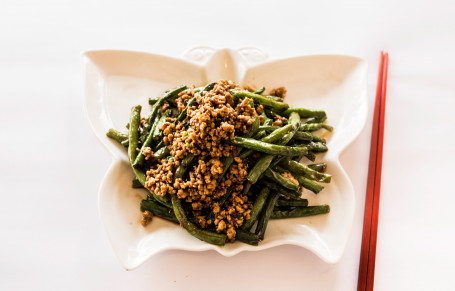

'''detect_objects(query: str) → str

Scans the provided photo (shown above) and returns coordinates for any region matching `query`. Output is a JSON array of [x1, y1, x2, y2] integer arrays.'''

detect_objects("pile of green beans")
[[106, 82, 333, 246]]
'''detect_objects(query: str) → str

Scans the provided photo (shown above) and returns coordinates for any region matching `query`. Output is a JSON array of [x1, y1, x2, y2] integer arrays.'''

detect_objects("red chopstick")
[[357, 51, 389, 291]]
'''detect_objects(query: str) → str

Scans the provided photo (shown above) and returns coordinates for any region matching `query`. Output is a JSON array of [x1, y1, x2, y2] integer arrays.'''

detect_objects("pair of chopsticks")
[[357, 51, 389, 291]]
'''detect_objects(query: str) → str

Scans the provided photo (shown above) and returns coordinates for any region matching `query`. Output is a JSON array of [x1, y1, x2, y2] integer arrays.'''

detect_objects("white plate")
[[82, 47, 368, 270]]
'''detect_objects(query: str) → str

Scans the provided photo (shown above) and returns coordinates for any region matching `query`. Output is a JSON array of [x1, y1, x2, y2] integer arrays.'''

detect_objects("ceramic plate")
[[82, 47, 368, 270]]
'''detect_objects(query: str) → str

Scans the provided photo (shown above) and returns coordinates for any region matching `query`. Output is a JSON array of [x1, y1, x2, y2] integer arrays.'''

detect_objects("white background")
[[1, 0, 454, 290]]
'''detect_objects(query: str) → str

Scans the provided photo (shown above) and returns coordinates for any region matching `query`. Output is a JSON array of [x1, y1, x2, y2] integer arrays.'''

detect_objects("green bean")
[[121, 139, 129, 148], [271, 165, 289, 174], [295, 174, 324, 194], [148, 96, 160, 105], [245, 124, 297, 183], [264, 109, 278, 119], [245, 116, 260, 138], [238, 149, 254, 160], [259, 125, 280, 132], [255, 193, 279, 240], [217, 155, 234, 182], [235, 229, 259, 246], [133, 115, 160, 167], [292, 154, 304, 162], [134, 113, 160, 167], [132, 178, 143, 188], [306, 142, 328, 152], [153, 140, 165, 152], [274, 161, 323, 192], [143, 97, 163, 134], [293, 131, 313, 141], [260, 180, 302, 200], [279, 158, 331, 183], [261, 124, 294, 143], [262, 112, 273, 126], [230, 90, 289, 112], [217, 188, 233, 210], [311, 134, 326, 144], [146, 146, 170, 164], [308, 163, 327, 173], [271, 205, 330, 219], [178, 84, 212, 98], [140, 199, 179, 223], [263, 95, 284, 102], [163, 85, 189, 101], [304, 151, 316, 162], [152, 109, 171, 141], [128, 105, 142, 162], [191, 87, 202, 93], [171, 195, 226, 246], [247, 155, 275, 184], [175, 97, 196, 123], [243, 188, 270, 231], [303, 117, 324, 124], [200, 82, 216, 93], [264, 168, 300, 191], [227, 136, 307, 157], [139, 126, 148, 144], [288, 112, 301, 131], [174, 153, 195, 180], [253, 87, 265, 95], [276, 199, 309, 207], [128, 106, 171, 208], [300, 123, 334, 132], [137, 86, 187, 165], [283, 108, 327, 119], [252, 130, 267, 140], [106, 128, 128, 145], [270, 156, 285, 168], [242, 182, 253, 195]]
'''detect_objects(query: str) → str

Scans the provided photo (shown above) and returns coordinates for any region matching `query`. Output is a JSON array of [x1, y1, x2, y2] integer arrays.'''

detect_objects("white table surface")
[[1, 1, 455, 290]]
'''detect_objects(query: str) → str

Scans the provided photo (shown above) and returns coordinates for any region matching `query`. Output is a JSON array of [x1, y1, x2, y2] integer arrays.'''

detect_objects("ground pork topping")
[[142, 147, 153, 160], [144, 80, 258, 239], [141, 210, 153, 227], [269, 86, 287, 98], [282, 171, 299, 185], [272, 114, 287, 126]]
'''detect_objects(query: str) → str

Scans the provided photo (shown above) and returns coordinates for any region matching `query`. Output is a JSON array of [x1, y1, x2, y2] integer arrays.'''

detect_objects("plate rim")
[[83, 48, 369, 270]]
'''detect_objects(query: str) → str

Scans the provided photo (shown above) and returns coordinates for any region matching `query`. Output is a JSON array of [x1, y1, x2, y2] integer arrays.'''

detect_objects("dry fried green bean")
[[227, 136, 307, 157], [300, 123, 333, 132], [171, 195, 227, 246], [230, 90, 289, 112], [276, 199, 309, 207], [271, 205, 330, 219], [283, 108, 326, 119], [255, 193, 279, 240], [308, 163, 327, 172], [235, 229, 259, 246], [306, 142, 328, 152], [243, 188, 270, 231], [264, 168, 300, 191], [141, 199, 179, 223], [106, 128, 128, 145], [253, 87, 265, 95], [279, 158, 331, 183]]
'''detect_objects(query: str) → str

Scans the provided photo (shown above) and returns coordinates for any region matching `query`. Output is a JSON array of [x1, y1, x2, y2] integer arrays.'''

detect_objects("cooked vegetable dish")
[[106, 80, 332, 246]]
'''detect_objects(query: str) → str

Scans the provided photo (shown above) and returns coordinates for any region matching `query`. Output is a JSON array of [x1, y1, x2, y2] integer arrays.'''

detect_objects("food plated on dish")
[[83, 48, 367, 269], [106, 80, 333, 246]]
